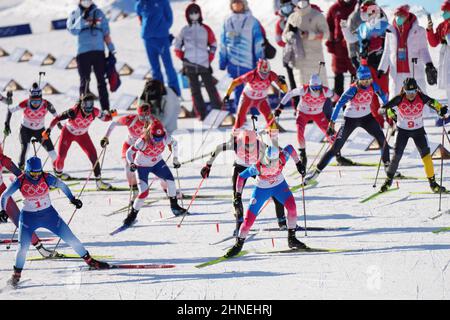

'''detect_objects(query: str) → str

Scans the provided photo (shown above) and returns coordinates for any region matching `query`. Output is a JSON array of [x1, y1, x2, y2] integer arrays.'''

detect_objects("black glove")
[[274, 105, 283, 117], [0, 210, 8, 223], [200, 164, 211, 179], [71, 198, 83, 209], [130, 163, 137, 172], [233, 193, 242, 206], [296, 161, 306, 177], [223, 95, 230, 105], [440, 105, 448, 118], [100, 137, 109, 148], [377, 70, 385, 79], [278, 75, 287, 85], [326, 122, 336, 137], [3, 122, 11, 137], [425, 63, 438, 86], [57, 123, 63, 130]]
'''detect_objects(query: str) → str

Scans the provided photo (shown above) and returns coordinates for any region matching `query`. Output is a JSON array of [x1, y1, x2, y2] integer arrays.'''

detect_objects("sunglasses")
[[153, 136, 164, 142], [30, 99, 42, 106], [29, 171, 42, 178], [82, 100, 94, 111]]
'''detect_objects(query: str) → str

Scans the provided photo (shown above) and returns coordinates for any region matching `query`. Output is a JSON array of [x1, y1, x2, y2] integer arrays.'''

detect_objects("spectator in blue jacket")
[[219, 0, 265, 113], [136, 0, 181, 97], [67, 0, 116, 112]]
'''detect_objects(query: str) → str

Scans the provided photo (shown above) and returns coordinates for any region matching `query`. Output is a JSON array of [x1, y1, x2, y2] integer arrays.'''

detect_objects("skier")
[[303, 64, 390, 185], [139, 78, 181, 134], [4, 83, 61, 171], [341, 0, 390, 127], [225, 145, 307, 258], [101, 103, 152, 205], [380, 78, 448, 193], [275, 74, 355, 167], [219, 0, 265, 113], [282, 0, 330, 86], [326, 0, 357, 96], [427, 1, 450, 107], [378, 5, 437, 97], [42, 93, 114, 190], [124, 119, 186, 226], [0, 156, 109, 288], [0, 145, 57, 257], [174, 1, 222, 121], [223, 59, 288, 130], [200, 130, 292, 232]]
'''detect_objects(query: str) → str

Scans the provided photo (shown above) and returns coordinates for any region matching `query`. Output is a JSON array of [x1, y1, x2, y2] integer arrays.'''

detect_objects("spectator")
[[326, 0, 357, 97], [67, 0, 115, 112], [219, 0, 265, 113], [136, 0, 181, 97], [174, 2, 222, 121]]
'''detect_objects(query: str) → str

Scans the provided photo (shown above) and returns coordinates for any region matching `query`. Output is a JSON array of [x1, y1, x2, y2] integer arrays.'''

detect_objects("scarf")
[[394, 13, 416, 73]]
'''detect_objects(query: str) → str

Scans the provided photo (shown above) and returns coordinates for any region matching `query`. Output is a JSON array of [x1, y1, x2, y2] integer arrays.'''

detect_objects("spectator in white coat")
[[282, 0, 330, 86], [378, 5, 437, 97]]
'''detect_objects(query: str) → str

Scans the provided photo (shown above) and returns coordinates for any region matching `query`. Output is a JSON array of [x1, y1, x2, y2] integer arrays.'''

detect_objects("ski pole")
[[51, 146, 107, 255], [317, 61, 325, 76], [251, 115, 258, 131], [175, 168, 184, 207], [194, 108, 222, 158], [373, 126, 392, 188], [180, 152, 211, 165], [38, 71, 46, 88], [5, 227, 18, 250], [42, 135, 60, 168], [30, 138, 38, 156], [300, 176, 308, 237], [438, 121, 446, 213], [2, 91, 13, 151], [177, 177, 206, 227]]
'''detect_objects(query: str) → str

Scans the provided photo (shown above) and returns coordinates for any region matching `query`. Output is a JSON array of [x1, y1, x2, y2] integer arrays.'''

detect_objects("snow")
[[0, 0, 449, 300]]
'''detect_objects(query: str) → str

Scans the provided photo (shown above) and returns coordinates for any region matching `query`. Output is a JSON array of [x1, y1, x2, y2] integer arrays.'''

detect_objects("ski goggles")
[[82, 100, 94, 113], [358, 79, 373, 87], [404, 89, 417, 95], [29, 171, 42, 178], [30, 98, 42, 108], [310, 85, 322, 91], [152, 135, 164, 142]]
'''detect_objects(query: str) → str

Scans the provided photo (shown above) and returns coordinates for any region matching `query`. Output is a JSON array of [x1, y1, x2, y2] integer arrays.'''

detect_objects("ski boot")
[[170, 197, 187, 216], [303, 169, 320, 186], [34, 241, 59, 258], [123, 208, 139, 226], [7, 266, 22, 288], [225, 237, 245, 258], [278, 217, 287, 230], [380, 177, 393, 193], [299, 149, 307, 169], [54, 169, 71, 180], [336, 153, 355, 166], [82, 252, 110, 270], [288, 229, 308, 249], [429, 176, 447, 194], [96, 178, 112, 191]]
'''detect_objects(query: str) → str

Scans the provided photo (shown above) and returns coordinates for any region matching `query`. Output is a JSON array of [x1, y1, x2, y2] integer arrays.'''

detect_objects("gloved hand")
[[200, 164, 211, 179], [71, 198, 83, 209], [439, 105, 448, 118], [386, 107, 397, 122], [41, 128, 51, 141], [3, 123, 11, 137], [425, 63, 438, 86], [173, 157, 181, 169], [326, 122, 336, 137], [274, 106, 283, 117], [223, 95, 230, 105], [100, 137, 109, 148], [233, 193, 242, 206], [377, 69, 385, 79], [0, 210, 8, 223], [57, 123, 63, 130], [6, 91, 13, 105], [130, 163, 137, 172], [296, 161, 306, 177]]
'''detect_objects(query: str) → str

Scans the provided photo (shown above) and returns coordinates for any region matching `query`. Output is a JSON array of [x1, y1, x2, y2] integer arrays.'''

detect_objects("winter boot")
[[54, 169, 71, 180], [335, 153, 355, 166], [288, 229, 308, 249], [34, 241, 58, 258], [299, 149, 307, 169], [429, 176, 447, 194], [303, 169, 320, 186], [96, 178, 112, 191], [7, 266, 22, 288], [170, 197, 187, 216], [225, 237, 245, 258], [123, 208, 139, 226], [82, 252, 110, 270], [380, 177, 393, 193]]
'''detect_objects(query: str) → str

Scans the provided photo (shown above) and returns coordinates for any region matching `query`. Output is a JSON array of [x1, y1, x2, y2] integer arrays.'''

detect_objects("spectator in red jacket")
[[326, 0, 357, 97]]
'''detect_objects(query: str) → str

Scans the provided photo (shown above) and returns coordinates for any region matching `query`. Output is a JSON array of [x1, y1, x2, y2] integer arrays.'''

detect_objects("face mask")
[[395, 16, 406, 26], [443, 11, 450, 20], [280, 4, 293, 16], [298, 1, 309, 9], [80, 0, 93, 8], [189, 13, 200, 21]]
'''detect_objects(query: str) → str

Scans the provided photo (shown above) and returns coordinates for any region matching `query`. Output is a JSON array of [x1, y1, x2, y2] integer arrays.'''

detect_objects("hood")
[[185, 2, 203, 25]]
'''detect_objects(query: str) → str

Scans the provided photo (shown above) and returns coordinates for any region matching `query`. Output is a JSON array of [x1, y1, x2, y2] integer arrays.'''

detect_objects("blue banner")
[[0, 24, 32, 38]]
